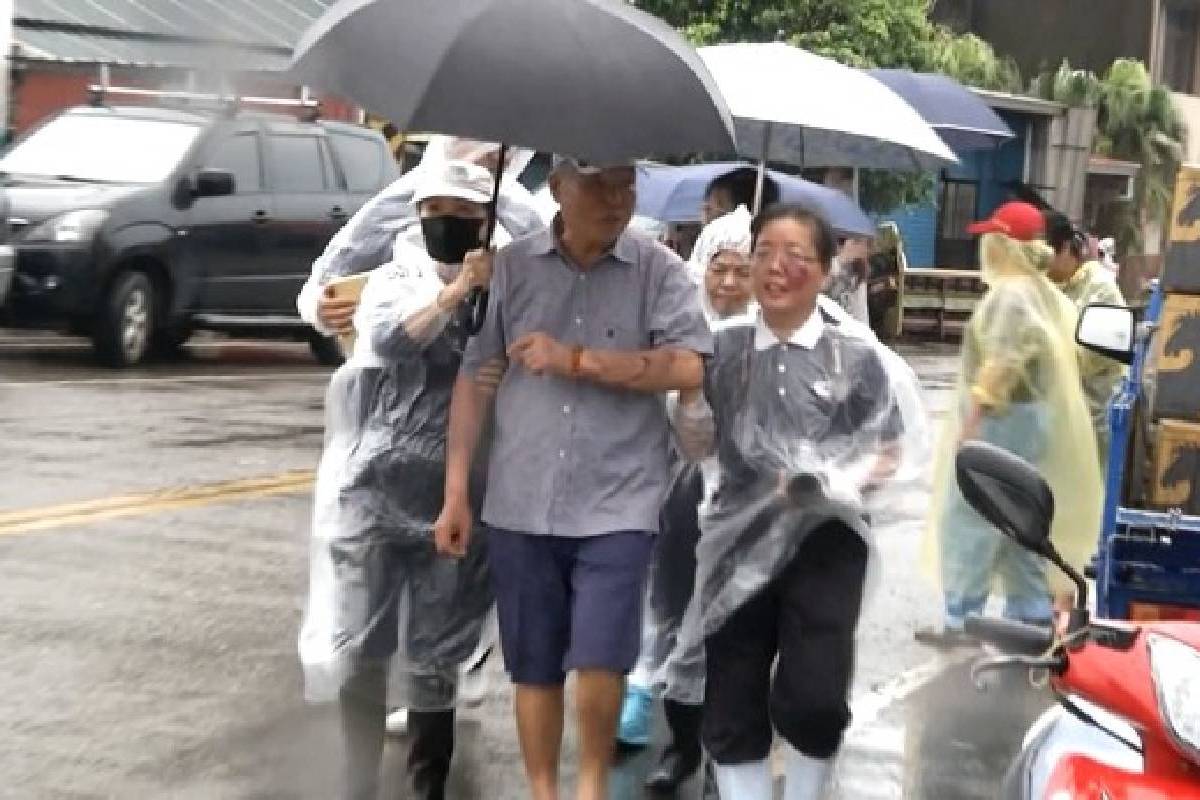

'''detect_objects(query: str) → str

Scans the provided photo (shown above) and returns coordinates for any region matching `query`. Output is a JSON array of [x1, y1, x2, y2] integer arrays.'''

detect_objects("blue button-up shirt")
[[462, 225, 712, 537]]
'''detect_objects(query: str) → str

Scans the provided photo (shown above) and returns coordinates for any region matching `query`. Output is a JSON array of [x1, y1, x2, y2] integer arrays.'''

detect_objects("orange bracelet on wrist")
[[570, 345, 584, 378]]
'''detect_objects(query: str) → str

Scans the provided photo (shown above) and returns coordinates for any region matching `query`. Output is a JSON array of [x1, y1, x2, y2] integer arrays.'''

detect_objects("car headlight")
[[23, 209, 109, 243], [1148, 633, 1200, 761]]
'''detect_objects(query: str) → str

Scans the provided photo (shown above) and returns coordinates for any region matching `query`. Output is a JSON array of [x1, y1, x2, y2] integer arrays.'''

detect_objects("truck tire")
[[94, 271, 155, 368], [308, 333, 345, 367]]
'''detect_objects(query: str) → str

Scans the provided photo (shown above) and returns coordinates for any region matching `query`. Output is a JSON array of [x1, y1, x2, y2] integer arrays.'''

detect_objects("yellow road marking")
[[0, 470, 315, 536]]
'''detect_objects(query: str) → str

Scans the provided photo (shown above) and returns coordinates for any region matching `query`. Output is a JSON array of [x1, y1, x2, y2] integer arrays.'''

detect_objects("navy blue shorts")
[[486, 527, 655, 686]]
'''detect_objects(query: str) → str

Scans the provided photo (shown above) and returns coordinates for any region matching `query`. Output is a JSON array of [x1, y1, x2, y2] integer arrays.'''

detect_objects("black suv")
[[0, 103, 398, 366]]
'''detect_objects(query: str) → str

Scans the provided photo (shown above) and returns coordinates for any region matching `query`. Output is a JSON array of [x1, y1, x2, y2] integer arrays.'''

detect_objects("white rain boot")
[[783, 746, 832, 800], [714, 758, 773, 799]]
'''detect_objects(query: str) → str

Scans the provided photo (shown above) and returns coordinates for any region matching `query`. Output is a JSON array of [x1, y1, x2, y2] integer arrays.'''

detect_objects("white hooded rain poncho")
[[297, 136, 543, 334], [298, 161, 514, 710]]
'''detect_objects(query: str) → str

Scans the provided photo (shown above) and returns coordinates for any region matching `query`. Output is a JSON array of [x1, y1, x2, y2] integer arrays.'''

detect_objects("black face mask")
[[421, 215, 486, 265]]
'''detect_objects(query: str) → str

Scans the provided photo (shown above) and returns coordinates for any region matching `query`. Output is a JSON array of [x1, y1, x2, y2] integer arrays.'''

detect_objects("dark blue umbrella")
[[867, 70, 1014, 152], [636, 162, 876, 237]]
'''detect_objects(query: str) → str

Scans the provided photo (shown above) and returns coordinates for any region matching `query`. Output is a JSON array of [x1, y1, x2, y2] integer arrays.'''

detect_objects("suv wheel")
[[308, 332, 345, 367], [94, 272, 155, 367]]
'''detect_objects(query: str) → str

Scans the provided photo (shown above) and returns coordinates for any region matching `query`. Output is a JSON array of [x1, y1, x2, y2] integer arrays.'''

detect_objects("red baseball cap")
[[966, 201, 1046, 242]]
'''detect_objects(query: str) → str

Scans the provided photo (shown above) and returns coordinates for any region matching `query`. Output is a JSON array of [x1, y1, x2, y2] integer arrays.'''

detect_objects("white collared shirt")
[[753, 306, 825, 351]]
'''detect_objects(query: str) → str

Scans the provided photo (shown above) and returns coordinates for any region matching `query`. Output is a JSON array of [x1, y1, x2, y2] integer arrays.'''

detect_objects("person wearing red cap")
[[919, 202, 1102, 647], [964, 200, 1047, 242]]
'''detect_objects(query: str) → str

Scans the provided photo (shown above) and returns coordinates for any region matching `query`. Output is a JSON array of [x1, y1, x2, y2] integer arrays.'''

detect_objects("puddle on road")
[[832, 662, 1048, 799]]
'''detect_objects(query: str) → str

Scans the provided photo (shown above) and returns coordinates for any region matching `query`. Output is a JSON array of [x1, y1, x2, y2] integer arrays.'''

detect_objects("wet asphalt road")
[[0, 330, 1047, 799]]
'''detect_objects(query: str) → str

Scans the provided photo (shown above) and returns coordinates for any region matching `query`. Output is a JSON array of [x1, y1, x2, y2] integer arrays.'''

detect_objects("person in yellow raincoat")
[[1043, 211, 1128, 462], [919, 202, 1103, 646]]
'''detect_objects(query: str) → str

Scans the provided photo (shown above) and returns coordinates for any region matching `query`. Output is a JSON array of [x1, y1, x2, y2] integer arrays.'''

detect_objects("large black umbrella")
[[290, 0, 735, 329], [289, 0, 735, 165]]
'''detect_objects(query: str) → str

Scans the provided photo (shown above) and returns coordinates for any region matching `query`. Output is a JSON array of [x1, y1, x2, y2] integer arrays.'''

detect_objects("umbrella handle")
[[464, 143, 508, 336], [466, 289, 489, 334]]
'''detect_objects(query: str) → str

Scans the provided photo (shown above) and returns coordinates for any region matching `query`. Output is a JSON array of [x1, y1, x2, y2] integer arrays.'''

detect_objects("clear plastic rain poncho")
[[686, 204, 753, 285], [660, 307, 929, 703], [631, 209, 755, 700], [299, 226, 509, 710], [297, 137, 542, 332], [1055, 259, 1128, 457], [923, 234, 1103, 600]]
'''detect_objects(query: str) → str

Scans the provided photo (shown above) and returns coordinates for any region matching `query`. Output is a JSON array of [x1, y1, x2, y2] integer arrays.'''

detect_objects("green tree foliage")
[[633, 0, 1018, 85], [928, 32, 1022, 93], [634, 0, 938, 68], [632, 1, 1024, 212]]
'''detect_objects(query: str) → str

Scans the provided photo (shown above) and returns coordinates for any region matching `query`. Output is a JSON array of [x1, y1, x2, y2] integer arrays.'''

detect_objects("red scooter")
[[955, 442, 1200, 799]]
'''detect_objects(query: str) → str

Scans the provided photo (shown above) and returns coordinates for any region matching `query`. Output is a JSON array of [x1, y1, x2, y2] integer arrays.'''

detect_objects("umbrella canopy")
[[636, 162, 875, 237], [868, 70, 1014, 152], [698, 43, 957, 171], [290, 0, 736, 165]]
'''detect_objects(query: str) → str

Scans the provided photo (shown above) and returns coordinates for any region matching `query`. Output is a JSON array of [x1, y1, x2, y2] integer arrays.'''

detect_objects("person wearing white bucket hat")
[[297, 136, 544, 344], [299, 159, 509, 800]]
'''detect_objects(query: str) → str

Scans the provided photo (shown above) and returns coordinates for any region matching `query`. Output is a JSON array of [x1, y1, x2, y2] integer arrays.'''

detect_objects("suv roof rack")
[[86, 84, 322, 121]]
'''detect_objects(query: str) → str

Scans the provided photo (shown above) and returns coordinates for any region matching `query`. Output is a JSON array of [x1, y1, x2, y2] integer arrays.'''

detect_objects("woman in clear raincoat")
[[672, 205, 921, 800], [295, 135, 542, 741], [1043, 211, 1128, 462], [298, 160, 510, 800], [920, 202, 1102, 646]]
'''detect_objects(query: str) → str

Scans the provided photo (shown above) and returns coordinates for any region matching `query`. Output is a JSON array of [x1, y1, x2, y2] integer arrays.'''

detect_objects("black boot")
[[645, 700, 703, 792], [406, 709, 455, 800]]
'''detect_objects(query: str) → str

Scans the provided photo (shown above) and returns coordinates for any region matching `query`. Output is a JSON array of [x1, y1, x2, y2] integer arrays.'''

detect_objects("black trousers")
[[702, 522, 869, 764]]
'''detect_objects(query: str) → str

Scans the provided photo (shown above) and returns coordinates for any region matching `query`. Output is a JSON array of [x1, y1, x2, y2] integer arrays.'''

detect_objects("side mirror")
[[955, 441, 1054, 556], [955, 441, 1091, 618], [192, 168, 235, 198], [1076, 303, 1135, 365]]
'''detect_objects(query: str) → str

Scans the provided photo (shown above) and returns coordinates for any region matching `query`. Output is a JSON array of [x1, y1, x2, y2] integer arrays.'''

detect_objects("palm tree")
[[1032, 59, 1184, 253]]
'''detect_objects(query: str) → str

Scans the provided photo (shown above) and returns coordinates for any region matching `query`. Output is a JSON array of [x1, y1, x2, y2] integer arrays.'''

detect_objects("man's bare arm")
[[443, 372, 489, 502], [576, 346, 703, 393], [506, 331, 703, 394]]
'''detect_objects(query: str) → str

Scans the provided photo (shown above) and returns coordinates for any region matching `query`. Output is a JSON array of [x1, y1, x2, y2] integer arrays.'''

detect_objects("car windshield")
[[0, 114, 203, 184]]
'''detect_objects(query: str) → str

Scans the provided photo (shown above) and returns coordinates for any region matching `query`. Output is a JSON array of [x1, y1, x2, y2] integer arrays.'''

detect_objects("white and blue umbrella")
[[699, 44, 958, 172], [636, 162, 875, 237], [697, 43, 957, 210], [868, 70, 1015, 152]]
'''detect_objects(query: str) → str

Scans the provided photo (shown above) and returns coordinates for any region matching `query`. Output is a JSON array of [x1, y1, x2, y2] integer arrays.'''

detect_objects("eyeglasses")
[[751, 248, 822, 269]]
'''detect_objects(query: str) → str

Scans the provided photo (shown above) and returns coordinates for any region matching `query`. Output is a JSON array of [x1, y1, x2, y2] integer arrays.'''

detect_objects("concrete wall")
[[933, 0, 1154, 78]]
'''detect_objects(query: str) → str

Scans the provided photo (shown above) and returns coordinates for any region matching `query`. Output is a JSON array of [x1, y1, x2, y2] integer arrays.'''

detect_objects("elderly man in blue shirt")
[[435, 156, 711, 800]]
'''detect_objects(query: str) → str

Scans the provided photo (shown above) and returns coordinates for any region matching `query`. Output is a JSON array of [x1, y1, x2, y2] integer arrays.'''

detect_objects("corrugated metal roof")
[[12, 0, 336, 70]]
